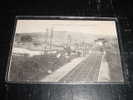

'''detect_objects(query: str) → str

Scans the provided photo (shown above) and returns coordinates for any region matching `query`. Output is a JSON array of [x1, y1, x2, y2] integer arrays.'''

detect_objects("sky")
[[15, 20, 118, 38]]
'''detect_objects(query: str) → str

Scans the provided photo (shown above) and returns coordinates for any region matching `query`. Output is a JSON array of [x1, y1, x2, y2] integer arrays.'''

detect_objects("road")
[[13, 47, 43, 57]]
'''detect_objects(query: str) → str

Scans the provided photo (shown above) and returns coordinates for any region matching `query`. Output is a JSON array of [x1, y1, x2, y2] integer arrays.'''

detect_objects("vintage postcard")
[[7, 19, 124, 83]]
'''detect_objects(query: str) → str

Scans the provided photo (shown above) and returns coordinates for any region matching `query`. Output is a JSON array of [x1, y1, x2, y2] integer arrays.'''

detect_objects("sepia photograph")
[[7, 19, 124, 83]]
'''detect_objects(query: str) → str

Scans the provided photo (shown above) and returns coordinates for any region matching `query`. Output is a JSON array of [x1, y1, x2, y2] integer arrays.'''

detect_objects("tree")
[[21, 35, 32, 42]]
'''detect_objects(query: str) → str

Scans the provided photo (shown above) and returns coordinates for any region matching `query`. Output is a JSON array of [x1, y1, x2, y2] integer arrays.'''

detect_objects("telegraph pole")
[[49, 28, 53, 49], [43, 28, 49, 55], [67, 34, 72, 47]]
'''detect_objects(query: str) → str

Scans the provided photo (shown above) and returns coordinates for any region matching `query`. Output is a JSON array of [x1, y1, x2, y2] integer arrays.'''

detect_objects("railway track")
[[60, 52, 103, 82]]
